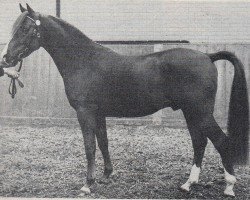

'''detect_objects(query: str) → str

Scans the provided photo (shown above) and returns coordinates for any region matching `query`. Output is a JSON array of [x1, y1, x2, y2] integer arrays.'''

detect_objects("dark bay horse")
[[1, 4, 249, 197]]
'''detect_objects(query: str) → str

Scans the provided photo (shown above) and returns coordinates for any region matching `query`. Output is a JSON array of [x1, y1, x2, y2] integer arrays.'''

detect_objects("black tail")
[[208, 51, 249, 165]]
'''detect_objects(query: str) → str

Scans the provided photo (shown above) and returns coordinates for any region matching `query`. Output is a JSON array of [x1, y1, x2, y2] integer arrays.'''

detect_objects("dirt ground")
[[0, 124, 249, 199]]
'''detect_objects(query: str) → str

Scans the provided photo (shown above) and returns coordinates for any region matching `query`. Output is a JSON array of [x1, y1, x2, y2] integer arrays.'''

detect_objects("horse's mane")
[[47, 15, 94, 45], [47, 15, 118, 56]]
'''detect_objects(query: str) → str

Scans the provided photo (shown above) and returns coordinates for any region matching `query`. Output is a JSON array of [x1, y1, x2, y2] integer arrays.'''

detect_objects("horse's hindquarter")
[[127, 48, 219, 114], [160, 48, 218, 111]]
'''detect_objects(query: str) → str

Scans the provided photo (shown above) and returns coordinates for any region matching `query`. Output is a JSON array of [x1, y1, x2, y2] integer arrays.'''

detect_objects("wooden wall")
[[0, 43, 249, 128], [1, 1, 250, 44]]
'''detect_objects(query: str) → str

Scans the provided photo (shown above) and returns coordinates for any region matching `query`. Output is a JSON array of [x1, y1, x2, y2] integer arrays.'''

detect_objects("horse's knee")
[[77, 105, 98, 129], [85, 146, 96, 160]]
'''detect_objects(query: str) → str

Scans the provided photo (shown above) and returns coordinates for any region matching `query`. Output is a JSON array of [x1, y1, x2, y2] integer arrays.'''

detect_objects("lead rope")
[[8, 60, 24, 99]]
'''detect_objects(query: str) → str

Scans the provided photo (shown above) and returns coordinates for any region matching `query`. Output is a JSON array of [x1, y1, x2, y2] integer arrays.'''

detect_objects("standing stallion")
[[1, 4, 249, 197]]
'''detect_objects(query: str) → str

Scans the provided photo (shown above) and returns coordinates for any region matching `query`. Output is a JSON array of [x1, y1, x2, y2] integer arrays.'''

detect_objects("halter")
[[26, 16, 41, 26], [8, 15, 41, 98], [18, 15, 41, 59]]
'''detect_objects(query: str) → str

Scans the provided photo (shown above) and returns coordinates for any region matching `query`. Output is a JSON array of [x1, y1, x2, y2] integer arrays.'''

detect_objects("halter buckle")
[[35, 20, 41, 26]]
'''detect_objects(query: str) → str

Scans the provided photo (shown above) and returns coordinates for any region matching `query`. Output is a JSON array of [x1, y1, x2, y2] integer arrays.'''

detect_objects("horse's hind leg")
[[181, 110, 236, 196], [181, 111, 208, 192], [95, 117, 113, 181], [202, 115, 236, 196]]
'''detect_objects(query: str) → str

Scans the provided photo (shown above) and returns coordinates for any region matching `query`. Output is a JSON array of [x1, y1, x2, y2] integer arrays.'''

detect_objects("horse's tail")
[[208, 51, 249, 165]]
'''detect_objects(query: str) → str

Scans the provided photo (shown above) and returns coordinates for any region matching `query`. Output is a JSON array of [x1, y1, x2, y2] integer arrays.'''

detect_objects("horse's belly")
[[102, 96, 172, 118], [104, 106, 160, 118]]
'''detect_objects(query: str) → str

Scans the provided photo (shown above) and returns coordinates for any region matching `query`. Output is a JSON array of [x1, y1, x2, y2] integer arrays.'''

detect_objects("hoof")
[[80, 185, 91, 194], [180, 183, 190, 192], [224, 188, 235, 197], [104, 167, 113, 178]]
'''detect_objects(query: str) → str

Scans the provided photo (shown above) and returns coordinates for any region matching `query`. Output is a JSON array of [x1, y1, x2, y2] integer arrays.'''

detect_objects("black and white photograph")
[[0, 0, 249, 199]]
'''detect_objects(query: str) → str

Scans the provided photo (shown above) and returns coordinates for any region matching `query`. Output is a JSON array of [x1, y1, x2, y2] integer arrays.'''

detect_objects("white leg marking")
[[224, 169, 236, 197], [181, 164, 201, 192], [80, 185, 91, 194]]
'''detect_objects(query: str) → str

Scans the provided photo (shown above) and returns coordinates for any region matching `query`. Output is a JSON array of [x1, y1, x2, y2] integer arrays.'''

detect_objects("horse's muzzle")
[[2, 54, 20, 67]]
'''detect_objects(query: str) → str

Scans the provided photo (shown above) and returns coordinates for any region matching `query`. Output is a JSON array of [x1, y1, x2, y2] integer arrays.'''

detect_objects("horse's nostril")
[[18, 52, 24, 59], [2, 54, 16, 65]]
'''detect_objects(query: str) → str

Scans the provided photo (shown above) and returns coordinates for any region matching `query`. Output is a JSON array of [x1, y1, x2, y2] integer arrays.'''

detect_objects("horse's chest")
[[63, 72, 104, 105]]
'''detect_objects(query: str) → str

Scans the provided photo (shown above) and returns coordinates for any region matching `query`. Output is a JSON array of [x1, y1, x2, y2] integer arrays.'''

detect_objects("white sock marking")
[[224, 168, 236, 196], [181, 164, 201, 192], [80, 185, 91, 194]]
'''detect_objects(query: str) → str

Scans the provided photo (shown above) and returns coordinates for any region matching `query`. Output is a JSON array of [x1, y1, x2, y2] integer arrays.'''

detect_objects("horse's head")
[[1, 4, 41, 67]]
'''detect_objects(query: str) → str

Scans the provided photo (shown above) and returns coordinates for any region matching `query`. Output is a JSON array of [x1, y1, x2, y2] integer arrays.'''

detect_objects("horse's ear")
[[19, 3, 26, 13], [26, 3, 35, 14]]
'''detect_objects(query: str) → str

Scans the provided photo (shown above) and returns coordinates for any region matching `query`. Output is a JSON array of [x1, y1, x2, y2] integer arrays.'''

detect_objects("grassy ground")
[[0, 124, 249, 199]]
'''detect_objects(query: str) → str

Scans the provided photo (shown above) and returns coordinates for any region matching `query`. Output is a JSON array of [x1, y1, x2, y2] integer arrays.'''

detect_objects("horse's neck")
[[40, 15, 103, 77]]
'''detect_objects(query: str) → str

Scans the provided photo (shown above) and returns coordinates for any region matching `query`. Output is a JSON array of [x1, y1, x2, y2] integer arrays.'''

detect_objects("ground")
[[0, 124, 249, 199]]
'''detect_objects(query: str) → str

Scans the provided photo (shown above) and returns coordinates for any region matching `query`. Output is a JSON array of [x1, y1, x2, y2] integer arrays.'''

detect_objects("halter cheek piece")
[[26, 16, 41, 37], [18, 16, 41, 60]]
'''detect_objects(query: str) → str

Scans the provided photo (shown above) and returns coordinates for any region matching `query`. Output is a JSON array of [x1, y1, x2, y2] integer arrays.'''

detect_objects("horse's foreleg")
[[181, 111, 208, 192], [95, 117, 113, 182], [77, 106, 97, 194]]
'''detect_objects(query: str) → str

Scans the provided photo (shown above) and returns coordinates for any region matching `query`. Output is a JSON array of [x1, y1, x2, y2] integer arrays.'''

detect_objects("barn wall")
[[61, 0, 250, 43], [0, 44, 249, 128], [1, 1, 250, 44]]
